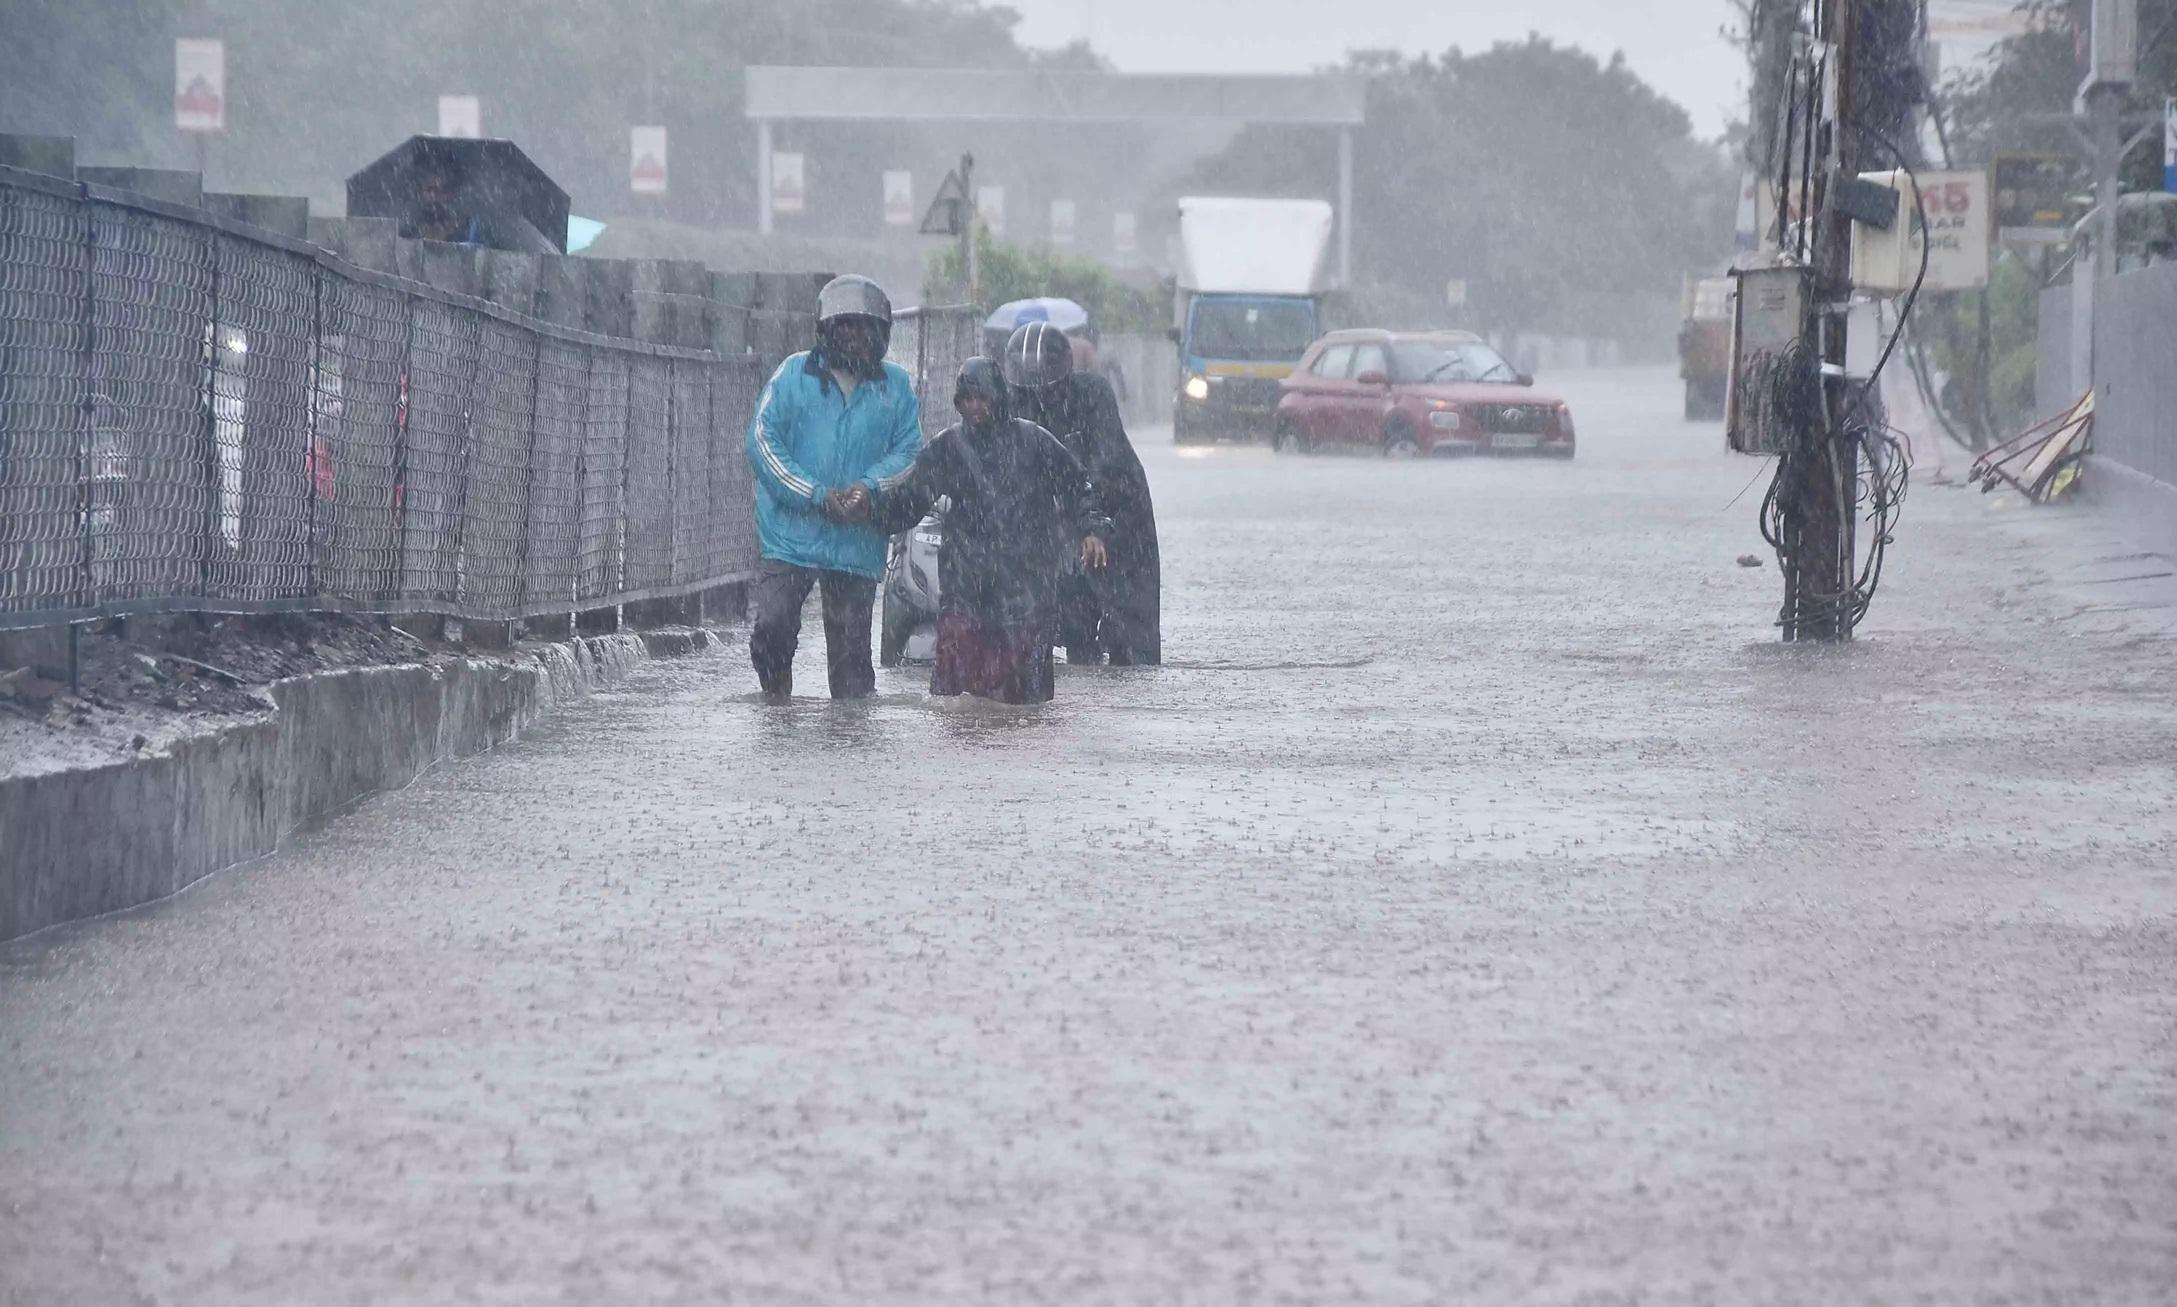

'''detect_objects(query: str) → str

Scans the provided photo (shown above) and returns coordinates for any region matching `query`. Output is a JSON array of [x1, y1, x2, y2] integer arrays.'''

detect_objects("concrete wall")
[[2037, 267, 2177, 562], [2092, 262, 2177, 490], [0, 631, 714, 942]]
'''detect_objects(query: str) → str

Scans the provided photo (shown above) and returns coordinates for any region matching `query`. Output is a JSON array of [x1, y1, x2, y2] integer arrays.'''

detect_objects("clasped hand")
[[823, 485, 871, 522]]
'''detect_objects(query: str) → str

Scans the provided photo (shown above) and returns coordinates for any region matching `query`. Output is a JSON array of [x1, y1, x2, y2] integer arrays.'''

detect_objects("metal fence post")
[[199, 229, 223, 597], [73, 191, 98, 675], [305, 268, 321, 599], [75, 195, 97, 620], [514, 334, 564, 641], [446, 312, 484, 624]]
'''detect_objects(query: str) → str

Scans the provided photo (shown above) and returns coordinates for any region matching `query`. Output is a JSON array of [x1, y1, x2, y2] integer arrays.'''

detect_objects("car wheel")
[[1273, 417, 1308, 455], [1382, 420, 1420, 459], [1173, 411, 1200, 445]]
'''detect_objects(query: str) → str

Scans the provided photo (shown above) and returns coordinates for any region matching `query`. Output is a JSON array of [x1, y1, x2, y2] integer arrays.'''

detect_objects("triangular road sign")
[[920, 169, 970, 236]]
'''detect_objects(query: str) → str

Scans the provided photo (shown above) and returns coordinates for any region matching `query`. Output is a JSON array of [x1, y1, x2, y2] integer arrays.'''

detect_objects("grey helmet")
[[1002, 320, 1073, 397], [816, 274, 893, 331], [815, 274, 893, 374]]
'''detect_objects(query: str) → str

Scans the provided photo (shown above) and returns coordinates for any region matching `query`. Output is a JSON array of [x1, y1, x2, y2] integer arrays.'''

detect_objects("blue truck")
[[1170, 197, 1336, 444]]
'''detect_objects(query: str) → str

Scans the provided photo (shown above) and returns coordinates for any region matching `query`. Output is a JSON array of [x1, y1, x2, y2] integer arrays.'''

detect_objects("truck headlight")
[[1427, 408, 1462, 431], [1183, 374, 1211, 401]]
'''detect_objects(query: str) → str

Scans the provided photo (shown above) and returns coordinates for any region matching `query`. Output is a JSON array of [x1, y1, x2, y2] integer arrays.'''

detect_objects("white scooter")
[[878, 500, 946, 666]]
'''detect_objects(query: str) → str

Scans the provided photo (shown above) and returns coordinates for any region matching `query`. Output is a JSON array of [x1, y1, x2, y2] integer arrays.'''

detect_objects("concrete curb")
[[0, 628, 723, 942]]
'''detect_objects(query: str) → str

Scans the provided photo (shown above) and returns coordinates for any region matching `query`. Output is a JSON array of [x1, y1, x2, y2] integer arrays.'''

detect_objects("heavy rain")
[[2, 1, 2175, 1301]]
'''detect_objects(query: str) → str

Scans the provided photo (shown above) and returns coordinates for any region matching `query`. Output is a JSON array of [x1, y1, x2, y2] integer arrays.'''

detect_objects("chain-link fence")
[[0, 168, 769, 631], [887, 304, 980, 435]]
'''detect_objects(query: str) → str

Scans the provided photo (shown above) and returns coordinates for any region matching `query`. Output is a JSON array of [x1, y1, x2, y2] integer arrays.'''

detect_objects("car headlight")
[[1427, 409, 1462, 431], [1183, 374, 1211, 401]]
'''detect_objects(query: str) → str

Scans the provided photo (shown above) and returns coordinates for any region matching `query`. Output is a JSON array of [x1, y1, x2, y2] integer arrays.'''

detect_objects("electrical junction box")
[[1851, 169, 1991, 294], [1726, 263, 1809, 455]]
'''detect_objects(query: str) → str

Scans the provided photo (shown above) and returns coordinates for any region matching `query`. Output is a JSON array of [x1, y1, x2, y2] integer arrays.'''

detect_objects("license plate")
[[1492, 432, 1540, 449]]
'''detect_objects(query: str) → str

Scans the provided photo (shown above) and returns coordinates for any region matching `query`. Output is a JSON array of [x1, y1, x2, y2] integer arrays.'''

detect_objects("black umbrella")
[[346, 135, 569, 254]]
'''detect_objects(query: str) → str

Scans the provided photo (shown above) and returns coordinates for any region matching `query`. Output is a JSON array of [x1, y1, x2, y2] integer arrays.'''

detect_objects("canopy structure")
[[743, 68, 1364, 126], [742, 67, 1365, 283]]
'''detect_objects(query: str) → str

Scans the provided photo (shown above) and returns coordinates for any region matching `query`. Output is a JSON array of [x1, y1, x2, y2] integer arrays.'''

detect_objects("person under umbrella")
[[1003, 320, 1161, 666], [868, 359, 1110, 705]]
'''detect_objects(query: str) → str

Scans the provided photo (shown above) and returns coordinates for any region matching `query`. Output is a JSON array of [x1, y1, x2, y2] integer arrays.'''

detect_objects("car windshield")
[[1190, 301, 1318, 361], [1389, 340, 1520, 384]]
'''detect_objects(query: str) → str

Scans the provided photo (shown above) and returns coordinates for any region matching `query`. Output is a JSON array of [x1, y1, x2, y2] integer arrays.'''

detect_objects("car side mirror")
[[1165, 326, 1182, 344], [1517, 372, 1535, 387], [1355, 369, 1389, 386]]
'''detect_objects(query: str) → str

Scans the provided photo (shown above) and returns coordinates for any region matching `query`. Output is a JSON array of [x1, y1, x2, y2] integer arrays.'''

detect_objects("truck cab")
[[1170, 197, 1335, 444], [1175, 294, 1321, 442]]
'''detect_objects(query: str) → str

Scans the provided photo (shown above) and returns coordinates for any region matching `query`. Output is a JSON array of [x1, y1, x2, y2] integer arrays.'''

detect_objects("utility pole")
[[1787, 0, 1862, 643], [960, 152, 978, 304], [1763, 0, 1924, 642], [1748, 0, 1802, 179]]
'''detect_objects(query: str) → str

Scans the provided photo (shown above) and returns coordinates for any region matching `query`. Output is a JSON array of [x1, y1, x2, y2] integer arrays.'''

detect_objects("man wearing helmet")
[[744, 275, 923, 703], [1002, 320, 1162, 666], [866, 358, 1111, 705]]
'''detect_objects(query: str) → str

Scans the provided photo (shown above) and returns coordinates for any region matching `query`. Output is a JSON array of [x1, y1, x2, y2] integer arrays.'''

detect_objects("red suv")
[[1273, 329, 1575, 458]]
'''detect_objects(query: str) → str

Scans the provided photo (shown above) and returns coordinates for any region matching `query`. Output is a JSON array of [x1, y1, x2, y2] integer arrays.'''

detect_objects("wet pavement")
[[4, 366, 2174, 1304]]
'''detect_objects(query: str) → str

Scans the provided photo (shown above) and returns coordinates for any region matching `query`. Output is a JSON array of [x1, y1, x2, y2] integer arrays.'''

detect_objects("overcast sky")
[[1005, 0, 1746, 139]]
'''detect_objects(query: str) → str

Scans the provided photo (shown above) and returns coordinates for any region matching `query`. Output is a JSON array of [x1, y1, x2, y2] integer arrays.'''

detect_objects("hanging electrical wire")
[[1756, 113, 1929, 635]]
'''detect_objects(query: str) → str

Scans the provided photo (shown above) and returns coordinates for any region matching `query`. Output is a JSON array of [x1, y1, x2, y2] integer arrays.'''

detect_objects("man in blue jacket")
[[745, 274, 922, 703]]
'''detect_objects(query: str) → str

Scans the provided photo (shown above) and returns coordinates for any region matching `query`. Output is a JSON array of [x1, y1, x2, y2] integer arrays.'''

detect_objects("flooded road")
[[5, 366, 2174, 1303]]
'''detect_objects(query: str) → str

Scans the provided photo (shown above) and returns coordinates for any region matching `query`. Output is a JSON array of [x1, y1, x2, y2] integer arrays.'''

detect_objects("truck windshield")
[[1190, 301, 1317, 361]]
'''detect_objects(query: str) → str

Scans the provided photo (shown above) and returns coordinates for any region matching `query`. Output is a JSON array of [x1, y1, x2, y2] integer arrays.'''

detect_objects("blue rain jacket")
[[745, 351, 923, 579]]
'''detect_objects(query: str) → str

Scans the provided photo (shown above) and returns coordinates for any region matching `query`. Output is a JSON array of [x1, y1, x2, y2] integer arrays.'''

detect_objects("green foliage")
[[1944, 0, 2177, 190], [1920, 252, 2045, 436], [1924, 1, 2177, 433], [924, 225, 1165, 333]]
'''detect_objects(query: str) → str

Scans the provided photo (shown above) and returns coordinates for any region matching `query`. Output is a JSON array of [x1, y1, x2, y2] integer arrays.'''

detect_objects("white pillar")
[[1336, 127, 1354, 288], [756, 119, 774, 236]]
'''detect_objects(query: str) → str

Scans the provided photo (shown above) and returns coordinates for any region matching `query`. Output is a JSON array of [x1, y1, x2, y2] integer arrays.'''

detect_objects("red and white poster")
[[438, 95, 481, 139], [771, 151, 806, 215], [1113, 211, 1137, 258], [174, 38, 225, 133], [631, 126, 668, 195], [977, 184, 1005, 237], [883, 170, 914, 227], [1049, 199, 1076, 247]]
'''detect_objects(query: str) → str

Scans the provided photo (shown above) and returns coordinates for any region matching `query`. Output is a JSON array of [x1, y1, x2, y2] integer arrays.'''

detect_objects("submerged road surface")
[[4, 366, 2174, 1304]]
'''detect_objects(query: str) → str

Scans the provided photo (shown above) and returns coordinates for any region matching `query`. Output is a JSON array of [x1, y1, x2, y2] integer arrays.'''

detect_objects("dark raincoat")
[[1015, 372, 1162, 665], [871, 406, 1110, 703]]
